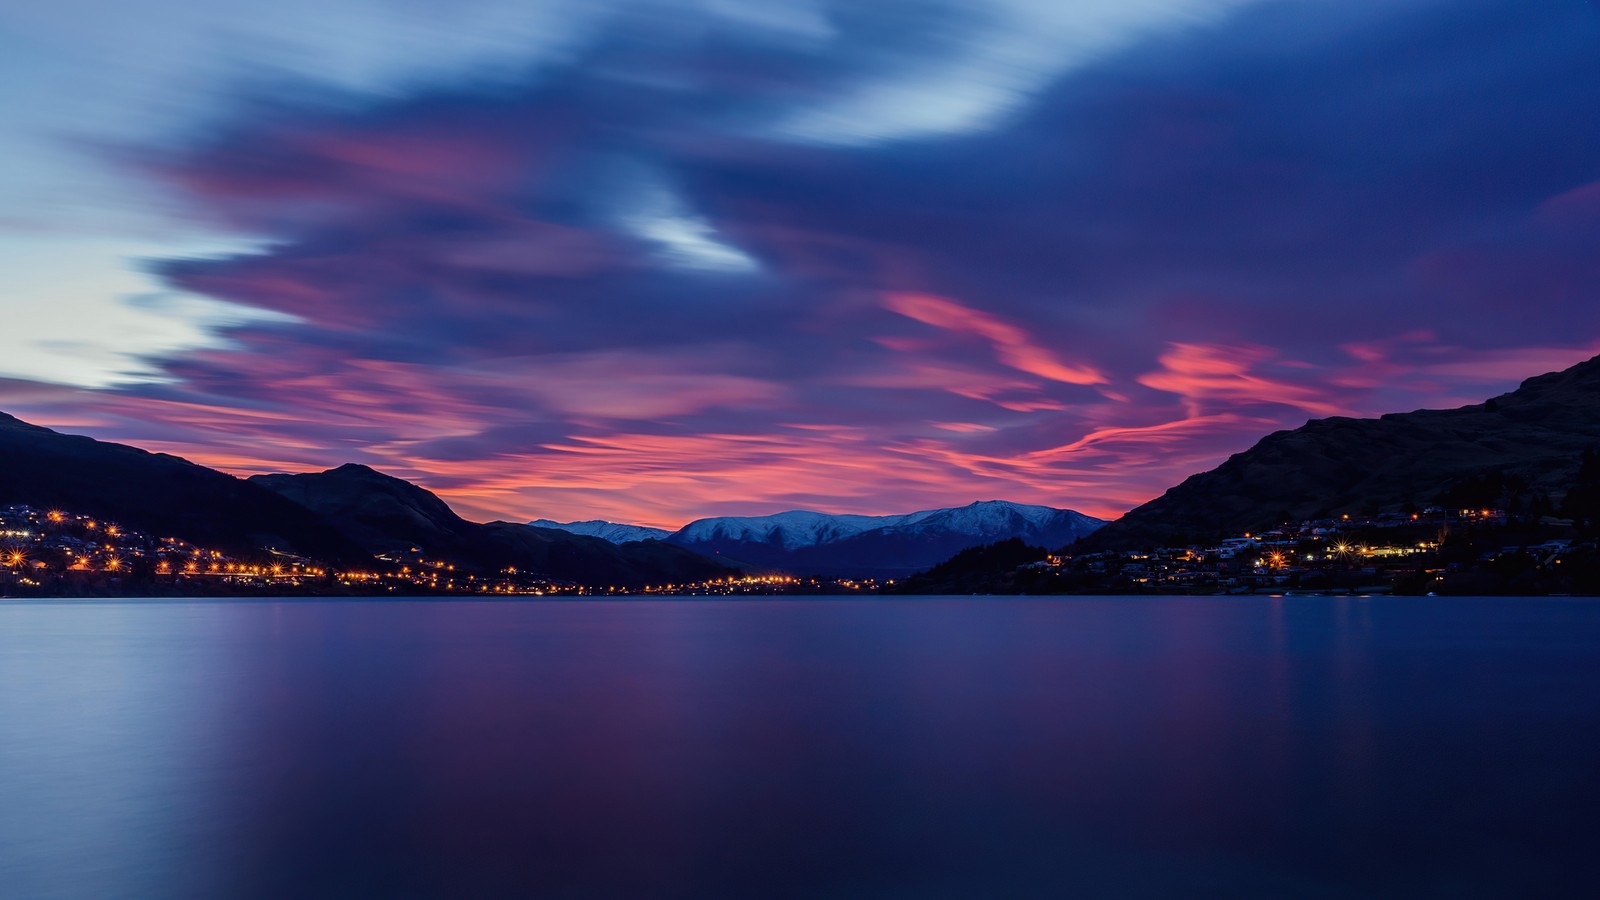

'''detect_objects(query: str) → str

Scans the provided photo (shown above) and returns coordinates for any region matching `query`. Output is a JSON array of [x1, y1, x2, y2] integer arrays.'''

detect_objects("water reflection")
[[3, 598, 1599, 898]]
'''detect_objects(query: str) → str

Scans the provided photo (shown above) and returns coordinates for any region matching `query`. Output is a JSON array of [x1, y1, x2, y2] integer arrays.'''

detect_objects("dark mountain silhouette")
[[889, 538, 1049, 594], [1079, 353, 1600, 550], [250, 464, 467, 555], [250, 464, 732, 587], [0, 411, 365, 561]]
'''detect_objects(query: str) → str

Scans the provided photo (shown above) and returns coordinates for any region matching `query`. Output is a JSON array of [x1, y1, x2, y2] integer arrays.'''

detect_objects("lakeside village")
[[0, 504, 890, 598], [990, 507, 1600, 596], [9, 502, 1599, 599]]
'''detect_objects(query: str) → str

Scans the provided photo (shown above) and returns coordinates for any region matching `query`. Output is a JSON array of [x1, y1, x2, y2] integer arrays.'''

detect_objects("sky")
[[2, 0, 1599, 528]]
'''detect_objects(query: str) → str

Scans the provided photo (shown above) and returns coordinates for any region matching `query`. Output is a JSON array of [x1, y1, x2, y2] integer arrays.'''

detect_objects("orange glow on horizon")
[[8, 337, 1599, 531]]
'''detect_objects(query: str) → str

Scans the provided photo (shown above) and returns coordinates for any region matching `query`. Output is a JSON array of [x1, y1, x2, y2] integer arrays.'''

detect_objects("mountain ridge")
[[249, 465, 734, 587], [527, 519, 672, 543], [0, 412, 368, 562], [0, 412, 736, 588], [531, 500, 1102, 577], [661, 500, 1098, 577], [1076, 352, 1600, 551]]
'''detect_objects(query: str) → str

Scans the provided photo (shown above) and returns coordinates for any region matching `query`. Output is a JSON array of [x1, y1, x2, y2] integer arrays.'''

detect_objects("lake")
[[2, 596, 1598, 898]]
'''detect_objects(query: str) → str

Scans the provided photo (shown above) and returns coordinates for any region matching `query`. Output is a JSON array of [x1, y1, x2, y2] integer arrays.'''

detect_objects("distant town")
[[0, 503, 898, 598], [6, 498, 1598, 598], [916, 506, 1600, 596]]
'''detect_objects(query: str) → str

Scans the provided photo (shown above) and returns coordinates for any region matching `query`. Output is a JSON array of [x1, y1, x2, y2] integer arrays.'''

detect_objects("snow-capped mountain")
[[530, 501, 1103, 576], [528, 519, 672, 543], [669, 510, 901, 550], [666, 500, 1104, 577], [894, 500, 1094, 535]]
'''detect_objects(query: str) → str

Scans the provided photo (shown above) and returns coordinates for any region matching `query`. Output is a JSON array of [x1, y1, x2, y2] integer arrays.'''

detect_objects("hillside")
[[889, 538, 1050, 594], [251, 465, 731, 587], [1079, 354, 1600, 550], [0, 412, 366, 561]]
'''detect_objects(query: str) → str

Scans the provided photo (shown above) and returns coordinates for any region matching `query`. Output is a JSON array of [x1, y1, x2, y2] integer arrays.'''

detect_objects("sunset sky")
[[3, 0, 1599, 527]]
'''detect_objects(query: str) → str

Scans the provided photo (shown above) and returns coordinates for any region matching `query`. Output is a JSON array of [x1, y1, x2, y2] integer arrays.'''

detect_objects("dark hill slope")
[[250, 464, 464, 555], [1079, 354, 1600, 550], [889, 538, 1049, 594], [250, 464, 731, 587], [0, 412, 366, 560]]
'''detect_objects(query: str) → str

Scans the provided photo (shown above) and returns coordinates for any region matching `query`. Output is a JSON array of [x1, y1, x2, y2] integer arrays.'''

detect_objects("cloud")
[[0, 236, 292, 388], [4, 0, 1600, 527], [1539, 180, 1600, 224], [883, 293, 1106, 385], [774, 0, 1255, 144], [623, 181, 761, 272], [1136, 343, 1351, 417]]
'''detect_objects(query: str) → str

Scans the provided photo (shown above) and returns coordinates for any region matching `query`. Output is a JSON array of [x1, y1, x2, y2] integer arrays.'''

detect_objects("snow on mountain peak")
[[529, 519, 671, 543], [673, 501, 1103, 550], [529, 501, 1104, 560], [673, 510, 896, 549]]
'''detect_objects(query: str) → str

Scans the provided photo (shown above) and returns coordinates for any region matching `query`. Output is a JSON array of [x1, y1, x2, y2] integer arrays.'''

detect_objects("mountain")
[[0, 412, 367, 561], [251, 465, 730, 587], [889, 538, 1051, 595], [0, 409, 1095, 585], [664, 500, 1104, 577], [671, 510, 902, 550], [528, 519, 672, 543], [1079, 353, 1600, 550]]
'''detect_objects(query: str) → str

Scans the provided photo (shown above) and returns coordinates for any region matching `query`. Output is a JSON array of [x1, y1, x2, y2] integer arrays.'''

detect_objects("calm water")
[[2, 597, 1599, 899]]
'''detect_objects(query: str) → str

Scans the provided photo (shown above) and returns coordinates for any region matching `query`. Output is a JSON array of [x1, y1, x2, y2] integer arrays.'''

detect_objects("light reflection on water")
[[2, 597, 1598, 899]]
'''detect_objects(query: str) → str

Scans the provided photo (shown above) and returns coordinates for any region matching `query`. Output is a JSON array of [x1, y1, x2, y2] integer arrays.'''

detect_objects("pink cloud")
[[1539, 180, 1600, 223], [1334, 333, 1600, 407], [1136, 342, 1350, 417], [883, 292, 1106, 386], [147, 119, 536, 232]]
